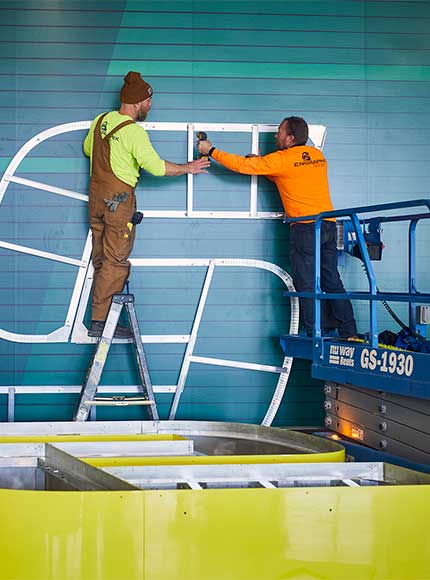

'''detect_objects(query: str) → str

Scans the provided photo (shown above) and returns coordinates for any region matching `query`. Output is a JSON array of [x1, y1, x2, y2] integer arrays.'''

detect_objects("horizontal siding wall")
[[0, 0, 429, 424]]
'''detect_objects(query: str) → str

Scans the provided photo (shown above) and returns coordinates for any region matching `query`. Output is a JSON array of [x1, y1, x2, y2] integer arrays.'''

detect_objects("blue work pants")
[[289, 221, 357, 338]]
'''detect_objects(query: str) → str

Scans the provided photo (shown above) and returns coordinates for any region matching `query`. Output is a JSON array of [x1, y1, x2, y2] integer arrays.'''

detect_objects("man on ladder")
[[83, 70, 209, 339], [77, 71, 209, 421]]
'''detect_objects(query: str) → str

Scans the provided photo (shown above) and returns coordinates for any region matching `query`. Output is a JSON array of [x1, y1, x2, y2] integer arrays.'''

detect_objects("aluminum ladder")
[[74, 293, 159, 421]]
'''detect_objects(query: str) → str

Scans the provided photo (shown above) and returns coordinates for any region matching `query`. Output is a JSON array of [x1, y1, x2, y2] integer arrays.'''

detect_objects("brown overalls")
[[88, 113, 137, 321]]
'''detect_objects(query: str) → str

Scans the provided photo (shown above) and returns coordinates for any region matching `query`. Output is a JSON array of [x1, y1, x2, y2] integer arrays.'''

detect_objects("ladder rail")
[[74, 301, 123, 421], [125, 300, 159, 421]]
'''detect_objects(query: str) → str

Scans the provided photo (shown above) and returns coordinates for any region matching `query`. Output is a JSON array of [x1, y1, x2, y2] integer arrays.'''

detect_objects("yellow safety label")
[[95, 341, 109, 362]]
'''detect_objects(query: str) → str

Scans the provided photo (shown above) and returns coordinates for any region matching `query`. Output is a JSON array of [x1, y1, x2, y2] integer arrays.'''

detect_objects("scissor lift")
[[280, 199, 430, 468]]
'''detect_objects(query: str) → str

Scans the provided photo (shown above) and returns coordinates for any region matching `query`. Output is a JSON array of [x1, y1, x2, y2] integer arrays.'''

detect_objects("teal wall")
[[0, 0, 429, 424]]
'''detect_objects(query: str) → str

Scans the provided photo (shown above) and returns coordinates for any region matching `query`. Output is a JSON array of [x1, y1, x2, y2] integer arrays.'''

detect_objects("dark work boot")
[[88, 320, 132, 339], [88, 320, 104, 337], [113, 324, 133, 339]]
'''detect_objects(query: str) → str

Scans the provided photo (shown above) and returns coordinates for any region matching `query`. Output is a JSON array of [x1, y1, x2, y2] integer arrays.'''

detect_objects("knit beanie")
[[120, 71, 153, 104]]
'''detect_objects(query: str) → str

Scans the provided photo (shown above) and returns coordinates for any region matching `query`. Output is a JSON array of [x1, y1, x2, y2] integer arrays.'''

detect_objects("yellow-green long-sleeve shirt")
[[83, 111, 166, 187], [212, 146, 334, 221]]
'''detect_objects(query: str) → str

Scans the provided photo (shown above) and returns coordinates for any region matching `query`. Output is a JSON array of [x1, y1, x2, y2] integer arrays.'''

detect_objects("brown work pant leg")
[[89, 193, 136, 321]]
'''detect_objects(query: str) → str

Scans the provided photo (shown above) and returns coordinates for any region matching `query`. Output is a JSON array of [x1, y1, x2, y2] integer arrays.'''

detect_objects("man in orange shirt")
[[198, 116, 357, 338]]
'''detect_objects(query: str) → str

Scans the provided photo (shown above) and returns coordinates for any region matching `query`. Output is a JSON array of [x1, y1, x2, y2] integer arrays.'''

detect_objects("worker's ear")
[[286, 133, 295, 147]]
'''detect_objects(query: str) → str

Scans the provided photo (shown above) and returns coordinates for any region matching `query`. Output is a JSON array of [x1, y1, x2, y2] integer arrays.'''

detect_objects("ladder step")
[[91, 396, 154, 407]]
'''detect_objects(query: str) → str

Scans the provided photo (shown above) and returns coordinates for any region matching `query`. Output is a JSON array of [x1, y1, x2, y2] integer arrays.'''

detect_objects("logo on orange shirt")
[[294, 151, 326, 167]]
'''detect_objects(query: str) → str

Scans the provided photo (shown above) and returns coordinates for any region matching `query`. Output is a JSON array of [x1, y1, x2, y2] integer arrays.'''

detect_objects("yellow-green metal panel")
[[0, 489, 145, 580], [85, 448, 345, 468], [0, 434, 185, 443], [143, 486, 430, 579], [1, 485, 430, 579]]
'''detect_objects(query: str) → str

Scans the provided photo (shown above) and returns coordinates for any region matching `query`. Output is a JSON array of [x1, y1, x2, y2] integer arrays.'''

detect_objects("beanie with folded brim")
[[120, 71, 153, 104]]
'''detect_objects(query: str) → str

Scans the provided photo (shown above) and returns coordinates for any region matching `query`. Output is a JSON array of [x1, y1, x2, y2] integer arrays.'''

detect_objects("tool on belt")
[[124, 211, 144, 238], [104, 191, 130, 212]]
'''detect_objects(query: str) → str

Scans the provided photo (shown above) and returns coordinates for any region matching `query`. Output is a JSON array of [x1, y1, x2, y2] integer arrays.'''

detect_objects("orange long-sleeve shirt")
[[212, 145, 335, 222]]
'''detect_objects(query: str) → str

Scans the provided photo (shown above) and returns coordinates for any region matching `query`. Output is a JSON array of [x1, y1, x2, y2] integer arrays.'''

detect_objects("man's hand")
[[197, 139, 213, 156], [164, 158, 210, 177], [187, 158, 210, 174]]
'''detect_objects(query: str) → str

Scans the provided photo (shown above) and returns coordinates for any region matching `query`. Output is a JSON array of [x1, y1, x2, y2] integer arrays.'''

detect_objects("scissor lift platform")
[[280, 199, 430, 468], [281, 199, 430, 396], [280, 334, 430, 399]]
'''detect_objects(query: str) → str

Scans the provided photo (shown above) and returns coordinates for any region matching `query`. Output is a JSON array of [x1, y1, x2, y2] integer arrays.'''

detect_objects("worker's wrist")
[[208, 146, 216, 157]]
